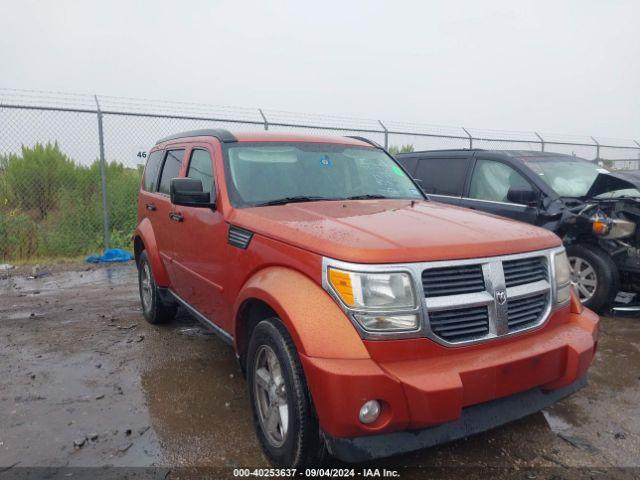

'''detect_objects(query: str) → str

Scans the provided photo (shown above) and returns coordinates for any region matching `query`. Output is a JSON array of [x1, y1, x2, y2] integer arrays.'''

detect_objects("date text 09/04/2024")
[[233, 468, 400, 477]]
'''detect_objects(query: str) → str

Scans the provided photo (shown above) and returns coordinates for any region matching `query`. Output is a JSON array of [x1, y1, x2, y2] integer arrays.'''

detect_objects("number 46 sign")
[[133, 146, 149, 164]]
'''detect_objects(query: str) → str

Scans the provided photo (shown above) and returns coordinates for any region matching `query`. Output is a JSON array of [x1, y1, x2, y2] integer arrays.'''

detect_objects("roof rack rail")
[[345, 135, 383, 149], [397, 148, 485, 155], [156, 128, 237, 145]]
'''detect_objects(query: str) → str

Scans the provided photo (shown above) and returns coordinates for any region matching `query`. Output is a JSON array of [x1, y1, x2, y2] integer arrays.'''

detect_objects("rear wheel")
[[566, 244, 618, 312], [137, 250, 177, 324], [247, 318, 326, 467]]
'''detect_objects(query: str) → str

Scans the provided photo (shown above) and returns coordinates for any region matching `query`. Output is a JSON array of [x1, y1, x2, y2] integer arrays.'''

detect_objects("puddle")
[[176, 326, 215, 337], [0, 265, 133, 294], [3, 311, 45, 320], [138, 323, 266, 467], [542, 409, 573, 433]]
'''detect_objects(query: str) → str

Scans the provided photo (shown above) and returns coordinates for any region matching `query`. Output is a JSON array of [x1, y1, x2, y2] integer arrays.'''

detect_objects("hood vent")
[[228, 225, 253, 249]]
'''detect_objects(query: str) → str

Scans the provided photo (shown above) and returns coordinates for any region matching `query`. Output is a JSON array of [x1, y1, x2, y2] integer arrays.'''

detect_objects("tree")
[[3, 142, 77, 219], [387, 144, 415, 155]]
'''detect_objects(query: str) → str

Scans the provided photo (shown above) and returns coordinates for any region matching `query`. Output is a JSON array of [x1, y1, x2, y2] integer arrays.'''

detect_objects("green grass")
[[0, 143, 141, 262]]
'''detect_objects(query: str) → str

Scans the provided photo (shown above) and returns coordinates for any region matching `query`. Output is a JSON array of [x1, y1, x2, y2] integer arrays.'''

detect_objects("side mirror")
[[170, 178, 213, 208], [507, 187, 539, 206]]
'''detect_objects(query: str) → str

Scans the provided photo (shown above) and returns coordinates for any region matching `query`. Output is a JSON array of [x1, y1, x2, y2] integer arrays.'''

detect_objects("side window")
[[157, 149, 185, 195], [187, 149, 214, 194], [142, 150, 164, 191], [415, 157, 469, 196], [469, 160, 531, 203]]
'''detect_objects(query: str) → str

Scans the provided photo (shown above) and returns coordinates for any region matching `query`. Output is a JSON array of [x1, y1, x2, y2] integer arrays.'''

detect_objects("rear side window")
[[187, 149, 214, 194], [142, 150, 164, 192], [157, 149, 185, 195], [415, 157, 470, 196]]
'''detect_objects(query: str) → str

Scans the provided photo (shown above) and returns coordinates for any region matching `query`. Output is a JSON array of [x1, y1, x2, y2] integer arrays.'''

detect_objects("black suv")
[[397, 149, 640, 312]]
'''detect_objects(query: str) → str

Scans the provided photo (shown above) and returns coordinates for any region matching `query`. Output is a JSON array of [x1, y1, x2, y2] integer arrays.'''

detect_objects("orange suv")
[[133, 129, 598, 467]]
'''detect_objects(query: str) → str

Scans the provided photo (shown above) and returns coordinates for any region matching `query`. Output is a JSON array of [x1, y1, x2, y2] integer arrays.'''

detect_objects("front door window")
[[469, 160, 531, 203]]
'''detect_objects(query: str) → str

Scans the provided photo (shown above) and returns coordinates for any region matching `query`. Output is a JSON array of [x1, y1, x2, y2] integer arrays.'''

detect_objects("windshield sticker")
[[392, 165, 404, 176], [319, 155, 332, 168]]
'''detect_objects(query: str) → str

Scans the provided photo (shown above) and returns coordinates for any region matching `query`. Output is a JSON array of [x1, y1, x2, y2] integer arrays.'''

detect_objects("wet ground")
[[0, 263, 639, 478]]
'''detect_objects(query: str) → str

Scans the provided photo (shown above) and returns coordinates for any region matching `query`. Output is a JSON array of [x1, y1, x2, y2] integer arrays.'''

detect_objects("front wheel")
[[566, 244, 619, 312], [137, 250, 177, 324], [247, 318, 326, 467]]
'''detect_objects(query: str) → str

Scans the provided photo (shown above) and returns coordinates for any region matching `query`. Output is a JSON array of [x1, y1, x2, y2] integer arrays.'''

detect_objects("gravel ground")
[[0, 263, 638, 479]]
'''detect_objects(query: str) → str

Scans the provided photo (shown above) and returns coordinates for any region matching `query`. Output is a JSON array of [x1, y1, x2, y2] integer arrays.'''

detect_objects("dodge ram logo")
[[495, 289, 507, 305]]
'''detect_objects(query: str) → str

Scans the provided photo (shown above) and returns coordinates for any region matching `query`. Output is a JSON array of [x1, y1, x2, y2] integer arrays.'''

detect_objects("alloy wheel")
[[568, 256, 598, 303], [253, 345, 289, 448], [140, 262, 153, 312]]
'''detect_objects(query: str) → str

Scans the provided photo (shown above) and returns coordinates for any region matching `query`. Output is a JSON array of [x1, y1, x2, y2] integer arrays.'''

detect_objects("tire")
[[247, 318, 327, 467], [566, 243, 619, 312], [137, 250, 177, 324]]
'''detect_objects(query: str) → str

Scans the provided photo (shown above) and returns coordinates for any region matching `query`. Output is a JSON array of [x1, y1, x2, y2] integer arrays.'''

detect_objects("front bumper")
[[325, 375, 587, 462], [299, 308, 598, 457]]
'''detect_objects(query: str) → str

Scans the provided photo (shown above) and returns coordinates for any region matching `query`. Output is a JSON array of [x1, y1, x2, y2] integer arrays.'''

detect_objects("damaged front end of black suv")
[[551, 171, 640, 298]]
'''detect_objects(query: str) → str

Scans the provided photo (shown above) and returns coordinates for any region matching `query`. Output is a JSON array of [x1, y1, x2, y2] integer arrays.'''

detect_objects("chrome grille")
[[423, 250, 556, 345], [429, 305, 490, 342], [507, 293, 548, 331], [422, 264, 485, 297], [503, 257, 547, 287]]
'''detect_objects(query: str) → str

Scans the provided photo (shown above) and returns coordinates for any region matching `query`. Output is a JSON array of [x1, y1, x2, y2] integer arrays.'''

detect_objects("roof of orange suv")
[[155, 128, 374, 148]]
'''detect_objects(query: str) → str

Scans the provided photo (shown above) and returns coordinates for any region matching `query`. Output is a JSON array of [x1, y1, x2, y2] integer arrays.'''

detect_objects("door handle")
[[169, 212, 183, 222], [145, 203, 156, 211]]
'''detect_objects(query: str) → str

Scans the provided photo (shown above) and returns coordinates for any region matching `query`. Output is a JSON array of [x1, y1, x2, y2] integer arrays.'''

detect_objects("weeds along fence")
[[1, 88, 639, 262]]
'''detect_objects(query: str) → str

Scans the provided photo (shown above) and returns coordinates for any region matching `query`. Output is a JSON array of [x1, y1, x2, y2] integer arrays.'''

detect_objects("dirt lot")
[[1, 263, 639, 478]]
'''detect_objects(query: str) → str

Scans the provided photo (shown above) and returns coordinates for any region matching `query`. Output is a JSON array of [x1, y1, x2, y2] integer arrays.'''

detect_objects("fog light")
[[358, 400, 381, 424]]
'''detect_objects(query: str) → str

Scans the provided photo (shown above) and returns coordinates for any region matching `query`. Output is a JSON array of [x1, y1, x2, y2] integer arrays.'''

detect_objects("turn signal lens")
[[592, 220, 610, 236], [328, 268, 354, 306]]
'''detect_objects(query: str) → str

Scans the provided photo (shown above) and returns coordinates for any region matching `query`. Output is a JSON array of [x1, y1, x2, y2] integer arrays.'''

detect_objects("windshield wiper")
[[253, 196, 331, 207], [343, 194, 390, 200]]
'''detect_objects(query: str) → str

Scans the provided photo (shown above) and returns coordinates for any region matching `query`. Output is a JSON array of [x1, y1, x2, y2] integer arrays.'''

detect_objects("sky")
[[1, 0, 638, 140]]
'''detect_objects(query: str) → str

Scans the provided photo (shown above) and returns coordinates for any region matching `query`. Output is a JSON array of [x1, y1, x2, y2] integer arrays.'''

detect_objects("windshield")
[[521, 155, 615, 198], [224, 143, 424, 207]]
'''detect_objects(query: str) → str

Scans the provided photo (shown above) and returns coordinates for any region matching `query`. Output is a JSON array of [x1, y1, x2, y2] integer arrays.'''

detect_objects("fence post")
[[258, 108, 269, 131], [462, 127, 473, 149], [94, 95, 110, 250], [378, 120, 389, 149], [591, 136, 600, 161], [534, 132, 545, 152]]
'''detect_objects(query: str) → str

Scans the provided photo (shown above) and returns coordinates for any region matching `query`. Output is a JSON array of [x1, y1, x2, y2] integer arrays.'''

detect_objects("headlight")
[[327, 268, 419, 332], [554, 250, 571, 304], [328, 269, 415, 309]]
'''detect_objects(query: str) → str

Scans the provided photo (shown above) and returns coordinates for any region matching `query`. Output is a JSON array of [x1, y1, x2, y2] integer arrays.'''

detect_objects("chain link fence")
[[1, 88, 639, 262]]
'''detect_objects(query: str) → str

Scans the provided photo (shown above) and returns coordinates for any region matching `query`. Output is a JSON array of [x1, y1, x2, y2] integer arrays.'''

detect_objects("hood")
[[228, 200, 560, 264], [584, 171, 640, 198]]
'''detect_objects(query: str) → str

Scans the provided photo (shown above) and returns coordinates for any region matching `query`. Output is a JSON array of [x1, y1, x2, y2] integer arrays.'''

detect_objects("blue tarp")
[[86, 248, 134, 264]]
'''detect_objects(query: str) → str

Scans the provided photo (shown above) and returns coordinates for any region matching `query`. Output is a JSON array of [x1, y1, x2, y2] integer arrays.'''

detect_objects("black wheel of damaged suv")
[[247, 318, 327, 467], [566, 244, 619, 312], [137, 250, 177, 324]]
